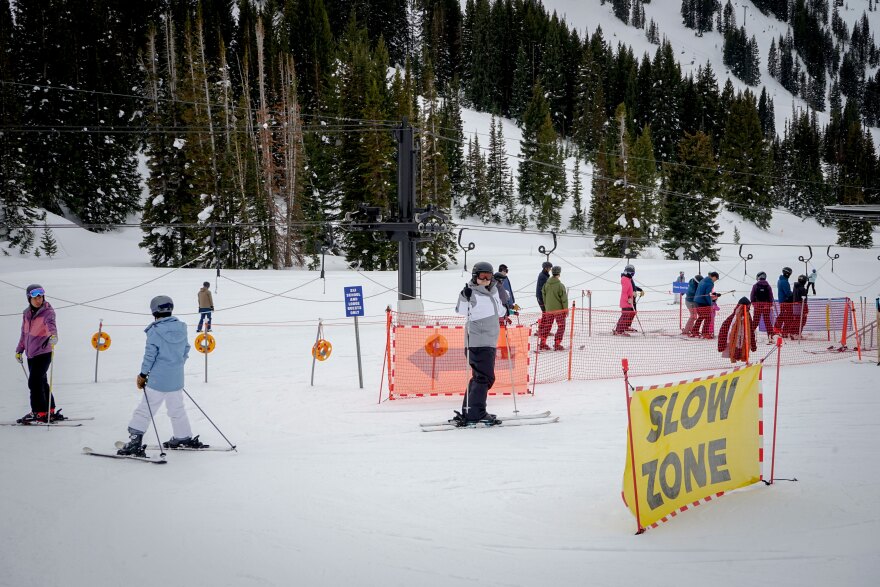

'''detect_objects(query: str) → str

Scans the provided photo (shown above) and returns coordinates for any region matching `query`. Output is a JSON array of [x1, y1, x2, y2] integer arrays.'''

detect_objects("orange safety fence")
[[386, 297, 867, 398]]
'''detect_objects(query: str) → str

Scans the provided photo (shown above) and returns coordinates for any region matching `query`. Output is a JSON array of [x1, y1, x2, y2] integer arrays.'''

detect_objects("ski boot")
[[163, 435, 208, 449], [117, 429, 146, 457], [448, 411, 468, 427], [16, 412, 38, 424], [48, 408, 67, 422], [480, 413, 501, 426]]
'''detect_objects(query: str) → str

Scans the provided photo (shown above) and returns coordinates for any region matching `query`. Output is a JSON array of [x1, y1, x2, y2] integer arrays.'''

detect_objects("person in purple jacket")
[[15, 284, 62, 423]]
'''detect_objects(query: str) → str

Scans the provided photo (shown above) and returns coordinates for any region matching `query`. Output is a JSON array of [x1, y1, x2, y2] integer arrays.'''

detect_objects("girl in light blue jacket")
[[118, 296, 206, 456]]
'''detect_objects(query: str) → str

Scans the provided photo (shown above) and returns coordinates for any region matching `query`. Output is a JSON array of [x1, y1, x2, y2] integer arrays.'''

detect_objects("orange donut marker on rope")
[[312, 339, 333, 361], [195, 332, 216, 354], [424, 333, 448, 357], [91, 331, 111, 351]]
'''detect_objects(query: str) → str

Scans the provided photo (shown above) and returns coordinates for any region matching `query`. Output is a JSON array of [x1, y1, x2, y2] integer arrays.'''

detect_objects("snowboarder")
[[774, 267, 794, 337], [690, 271, 719, 338], [749, 271, 775, 342], [15, 284, 62, 423], [682, 274, 703, 334], [539, 266, 568, 350], [717, 297, 757, 363], [497, 264, 517, 314], [197, 281, 214, 333], [452, 262, 506, 426], [806, 268, 817, 295], [614, 264, 643, 336], [536, 261, 553, 312], [118, 295, 206, 456]]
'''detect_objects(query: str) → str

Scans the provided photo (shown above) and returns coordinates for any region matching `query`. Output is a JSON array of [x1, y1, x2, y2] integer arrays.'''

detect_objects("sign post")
[[345, 286, 365, 389], [672, 281, 688, 330]]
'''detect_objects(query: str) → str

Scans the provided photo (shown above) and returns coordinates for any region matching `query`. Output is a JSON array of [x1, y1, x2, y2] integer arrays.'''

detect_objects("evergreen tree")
[[568, 157, 586, 232], [777, 109, 830, 221], [757, 87, 776, 139], [284, 0, 334, 110], [463, 134, 490, 220], [438, 77, 466, 211], [660, 131, 721, 261], [39, 223, 58, 258], [719, 90, 773, 228], [650, 40, 683, 162], [572, 43, 606, 159], [518, 80, 566, 230], [510, 44, 532, 123], [486, 115, 515, 222]]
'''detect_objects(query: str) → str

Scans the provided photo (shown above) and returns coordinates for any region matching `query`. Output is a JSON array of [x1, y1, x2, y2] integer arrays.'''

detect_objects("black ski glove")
[[461, 284, 472, 300]]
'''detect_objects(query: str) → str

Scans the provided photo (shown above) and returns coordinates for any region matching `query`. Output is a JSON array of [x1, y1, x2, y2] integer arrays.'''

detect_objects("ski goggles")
[[475, 272, 493, 280], [28, 288, 45, 298]]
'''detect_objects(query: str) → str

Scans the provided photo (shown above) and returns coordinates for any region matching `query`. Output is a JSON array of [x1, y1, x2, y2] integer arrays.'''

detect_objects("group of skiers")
[[13, 284, 207, 455]]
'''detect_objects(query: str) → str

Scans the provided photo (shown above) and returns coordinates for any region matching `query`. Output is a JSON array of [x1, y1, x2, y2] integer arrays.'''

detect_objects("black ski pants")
[[461, 346, 496, 422], [27, 352, 55, 413]]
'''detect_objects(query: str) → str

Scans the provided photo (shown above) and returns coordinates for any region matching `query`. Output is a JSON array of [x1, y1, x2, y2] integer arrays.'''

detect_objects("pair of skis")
[[0, 416, 94, 427], [83, 442, 235, 464], [419, 410, 559, 432]]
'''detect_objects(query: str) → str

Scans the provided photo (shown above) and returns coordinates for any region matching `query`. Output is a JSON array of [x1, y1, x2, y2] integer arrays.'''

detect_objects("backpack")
[[753, 281, 772, 303]]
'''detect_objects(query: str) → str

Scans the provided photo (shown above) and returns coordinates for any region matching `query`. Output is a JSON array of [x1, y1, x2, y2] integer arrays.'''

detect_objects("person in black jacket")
[[791, 275, 810, 339], [535, 261, 552, 312], [749, 271, 775, 342]]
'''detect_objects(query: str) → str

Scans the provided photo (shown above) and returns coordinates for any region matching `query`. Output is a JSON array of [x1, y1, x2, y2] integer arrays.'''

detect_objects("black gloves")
[[461, 284, 473, 300]]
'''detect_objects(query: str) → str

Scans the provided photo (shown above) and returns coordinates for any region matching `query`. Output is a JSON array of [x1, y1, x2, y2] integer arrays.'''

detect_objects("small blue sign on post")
[[672, 281, 689, 295], [344, 286, 364, 317]]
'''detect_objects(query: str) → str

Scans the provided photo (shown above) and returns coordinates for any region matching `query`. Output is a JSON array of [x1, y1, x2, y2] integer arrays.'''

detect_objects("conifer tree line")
[[1, 0, 878, 267]]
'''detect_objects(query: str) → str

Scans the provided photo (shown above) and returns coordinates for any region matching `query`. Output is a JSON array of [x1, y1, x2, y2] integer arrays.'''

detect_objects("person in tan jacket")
[[197, 281, 214, 332]]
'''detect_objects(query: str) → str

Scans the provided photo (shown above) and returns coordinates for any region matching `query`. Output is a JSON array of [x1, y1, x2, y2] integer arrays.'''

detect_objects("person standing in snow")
[[806, 269, 817, 295], [791, 274, 810, 339], [196, 281, 214, 333], [673, 271, 686, 304], [536, 261, 552, 312], [15, 284, 63, 423], [690, 271, 719, 338], [539, 266, 568, 350], [682, 274, 703, 334], [451, 262, 506, 426], [774, 267, 794, 337], [497, 264, 518, 314], [117, 296, 206, 456], [749, 271, 775, 342], [614, 264, 643, 336], [494, 272, 514, 314], [717, 297, 758, 363]]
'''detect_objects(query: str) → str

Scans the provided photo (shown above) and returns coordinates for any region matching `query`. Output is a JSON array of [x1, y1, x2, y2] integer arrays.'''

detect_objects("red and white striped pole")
[[622, 358, 645, 534]]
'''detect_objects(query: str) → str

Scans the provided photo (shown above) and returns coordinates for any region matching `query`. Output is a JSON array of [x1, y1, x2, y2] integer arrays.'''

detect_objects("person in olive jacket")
[[539, 266, 568, 351]]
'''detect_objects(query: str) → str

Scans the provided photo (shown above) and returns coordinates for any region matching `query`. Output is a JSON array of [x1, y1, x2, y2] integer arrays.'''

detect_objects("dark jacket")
[[749, 279, 774, 303], [536, 270, 550, 310], [694, 277, 716, 307], [777, 276, 792, 303], [685, 278, 700, 303]]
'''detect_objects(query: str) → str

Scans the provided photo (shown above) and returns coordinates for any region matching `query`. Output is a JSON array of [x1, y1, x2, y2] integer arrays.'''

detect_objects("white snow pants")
[[128, 386, 192, 439]]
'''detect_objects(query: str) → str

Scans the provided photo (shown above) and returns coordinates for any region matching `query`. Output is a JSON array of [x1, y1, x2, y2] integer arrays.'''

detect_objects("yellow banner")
[[622, 364, 763, 528]]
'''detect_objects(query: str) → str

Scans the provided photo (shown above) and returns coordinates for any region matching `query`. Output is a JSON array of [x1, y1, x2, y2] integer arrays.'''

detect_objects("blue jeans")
[[197, 308, 212, 332]]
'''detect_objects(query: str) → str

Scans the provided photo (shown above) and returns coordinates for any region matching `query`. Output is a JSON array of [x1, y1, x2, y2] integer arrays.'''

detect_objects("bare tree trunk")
[[255, 19, 278, 268]]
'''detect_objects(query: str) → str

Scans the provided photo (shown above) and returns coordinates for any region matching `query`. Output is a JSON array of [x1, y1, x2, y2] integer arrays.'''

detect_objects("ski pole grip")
[[621, 358, 629, 371]]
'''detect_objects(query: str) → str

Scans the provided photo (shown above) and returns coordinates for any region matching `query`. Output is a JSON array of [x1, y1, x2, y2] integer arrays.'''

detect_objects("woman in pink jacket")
[[14, 284, 61, 423], [613, 265, 642, 335]]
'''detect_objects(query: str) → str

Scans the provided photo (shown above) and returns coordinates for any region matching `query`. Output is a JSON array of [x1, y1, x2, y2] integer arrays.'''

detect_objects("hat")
[[694, 274, 703, 281], [738, 296, 751, 305], [150, 295, 174, 315], [499, 264, 508, 272], [493, 272, 505, 281], [551, 266, 562, 275], [25, 284, 45, 300], [203, 281, 210, 288], [756, 271, 766, 280], [708, 271, 719, 278], [542, 261, 553, 270]]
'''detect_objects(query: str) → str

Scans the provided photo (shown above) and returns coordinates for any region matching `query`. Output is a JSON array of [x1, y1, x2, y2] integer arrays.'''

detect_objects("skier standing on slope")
[[614, 264, 643, 336], [749, 271, 775, 342], [196, 281, 214, 333], [774, 267, 794, 337], [15, 284, 63, 423], [539, 266, 568, 350], [118, 296, 206, 455], [682, 274, 702, 334], [451, 262, 506, 426]]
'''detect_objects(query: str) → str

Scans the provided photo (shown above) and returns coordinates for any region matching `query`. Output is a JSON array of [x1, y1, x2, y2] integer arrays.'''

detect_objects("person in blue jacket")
[[497, 264, 517, 313], [117, 295, 206, 455], [689, 271, 719, 338], [773, 267, 793, 337], [536, 261, 552, 312]]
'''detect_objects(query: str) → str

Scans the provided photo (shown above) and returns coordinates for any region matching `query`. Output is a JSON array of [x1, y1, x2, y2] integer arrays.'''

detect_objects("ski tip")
[[82, 447, 93, 454]]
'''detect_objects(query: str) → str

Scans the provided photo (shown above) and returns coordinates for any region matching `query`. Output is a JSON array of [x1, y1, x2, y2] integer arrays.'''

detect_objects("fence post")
[[567, 301, 576, 381]]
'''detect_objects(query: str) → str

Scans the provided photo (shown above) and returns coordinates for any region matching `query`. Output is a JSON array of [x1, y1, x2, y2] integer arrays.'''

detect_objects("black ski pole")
[[182, 387, 237, 451], [141, 385, 166, 458]]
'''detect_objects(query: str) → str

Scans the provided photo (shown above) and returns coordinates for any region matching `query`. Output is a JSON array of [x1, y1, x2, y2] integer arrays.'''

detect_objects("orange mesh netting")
[[385, 297, 866, 398]]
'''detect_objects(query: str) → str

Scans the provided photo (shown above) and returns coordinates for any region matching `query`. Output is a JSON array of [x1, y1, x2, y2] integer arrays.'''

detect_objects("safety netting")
[[385, 297, 867, 399]]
